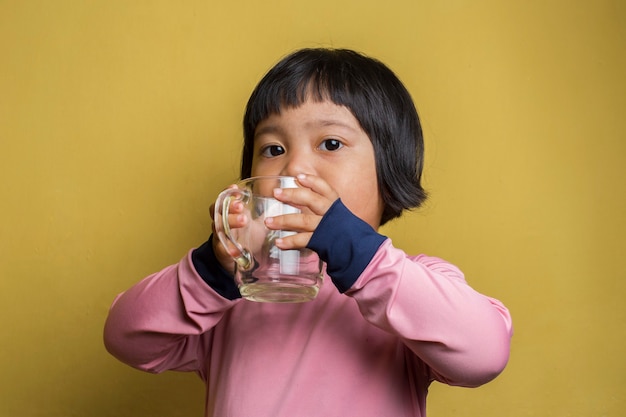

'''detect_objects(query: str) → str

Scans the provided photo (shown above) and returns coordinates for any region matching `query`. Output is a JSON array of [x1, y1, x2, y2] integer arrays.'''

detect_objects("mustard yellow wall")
[[1, 1, 624, 416]]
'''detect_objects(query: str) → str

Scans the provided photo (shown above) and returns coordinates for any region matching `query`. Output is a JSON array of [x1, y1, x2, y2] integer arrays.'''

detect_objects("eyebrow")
[[254, 124, 283, 138], [315, 119, 357, 130]]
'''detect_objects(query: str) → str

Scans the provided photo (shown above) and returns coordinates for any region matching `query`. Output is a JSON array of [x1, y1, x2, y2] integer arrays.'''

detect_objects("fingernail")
[[273, 188, 283, 196], [297, 174, 306, 181]]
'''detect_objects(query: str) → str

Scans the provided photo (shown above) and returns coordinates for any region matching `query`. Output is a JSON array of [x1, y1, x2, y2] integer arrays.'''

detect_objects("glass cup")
[[214, 176, 323, 303]]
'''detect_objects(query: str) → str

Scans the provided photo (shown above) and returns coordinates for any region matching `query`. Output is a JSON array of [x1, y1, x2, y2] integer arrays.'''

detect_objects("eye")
[[319, 138, 343, 152], [260, 145, 285, 157]]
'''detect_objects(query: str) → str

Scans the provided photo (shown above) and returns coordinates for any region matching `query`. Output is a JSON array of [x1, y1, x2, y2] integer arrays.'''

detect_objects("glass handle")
[[214, 189, 253, 271]]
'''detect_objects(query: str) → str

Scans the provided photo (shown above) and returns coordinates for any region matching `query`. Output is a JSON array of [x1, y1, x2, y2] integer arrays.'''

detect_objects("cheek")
[[250, 158, 269, 177], [334, 172, 383, 225]]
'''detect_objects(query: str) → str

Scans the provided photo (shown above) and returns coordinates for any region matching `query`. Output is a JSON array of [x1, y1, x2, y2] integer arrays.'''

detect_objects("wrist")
[[192, 236, 241, 300], [307, 199, 387, 292]]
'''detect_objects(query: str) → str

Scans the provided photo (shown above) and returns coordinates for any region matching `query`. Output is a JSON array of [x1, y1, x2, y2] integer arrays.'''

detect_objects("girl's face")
[[251, 99, 384, 230]]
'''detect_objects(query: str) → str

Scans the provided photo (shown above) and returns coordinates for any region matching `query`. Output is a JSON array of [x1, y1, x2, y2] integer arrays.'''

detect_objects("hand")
[[209, 184, 247, 274], [264, 174, 339, 250]]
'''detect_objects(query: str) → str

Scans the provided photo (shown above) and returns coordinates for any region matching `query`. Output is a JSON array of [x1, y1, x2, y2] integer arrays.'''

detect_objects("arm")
[[103, 239, 241, 375], [308, 200, 513, 387]]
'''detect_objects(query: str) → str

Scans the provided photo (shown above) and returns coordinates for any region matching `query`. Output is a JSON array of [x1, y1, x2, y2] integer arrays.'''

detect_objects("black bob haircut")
[[241, 48, 427, 226]]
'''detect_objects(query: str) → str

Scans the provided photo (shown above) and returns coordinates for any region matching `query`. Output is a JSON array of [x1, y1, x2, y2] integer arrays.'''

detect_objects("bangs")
[[246, 62, 354, 129]]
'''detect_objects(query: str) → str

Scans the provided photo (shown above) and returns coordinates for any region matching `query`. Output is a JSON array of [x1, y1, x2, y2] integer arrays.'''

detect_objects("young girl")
[[104, 48, 512, 417]]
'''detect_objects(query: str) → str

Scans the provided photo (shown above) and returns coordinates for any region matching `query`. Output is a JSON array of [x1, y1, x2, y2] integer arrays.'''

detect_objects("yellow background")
[[1, 1, 624, 416]]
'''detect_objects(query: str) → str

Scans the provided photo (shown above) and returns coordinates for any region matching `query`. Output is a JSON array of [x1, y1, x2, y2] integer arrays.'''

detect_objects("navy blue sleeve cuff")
[[307, 199, 387, 293], [191, 236, 241, 300]]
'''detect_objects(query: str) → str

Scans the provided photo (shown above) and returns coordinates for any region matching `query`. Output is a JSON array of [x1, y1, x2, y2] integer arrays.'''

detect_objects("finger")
[[212, 184, 243, 217], [211, 184, 246, 235], [295, 174, 338, 200], [227, 209, 248, 229], [293, 173, 339, 214], [272, 188, 326, 215], [273, 187, 336, 216], [213, 201, 246, 231], [274, 232, 314, 250], [265, 213, 321, 233]]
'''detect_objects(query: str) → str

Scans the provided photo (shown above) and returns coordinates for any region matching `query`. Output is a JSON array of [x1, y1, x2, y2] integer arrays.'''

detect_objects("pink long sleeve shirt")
[[104, 200, 512, 417]]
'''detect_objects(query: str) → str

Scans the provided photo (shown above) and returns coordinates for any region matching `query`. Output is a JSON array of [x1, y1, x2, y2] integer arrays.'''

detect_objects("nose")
[[279, 148, 315, 178]]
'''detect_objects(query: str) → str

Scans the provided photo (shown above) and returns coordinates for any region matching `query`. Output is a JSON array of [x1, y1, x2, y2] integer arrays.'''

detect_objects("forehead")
[[253, 99, 363, 139]]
